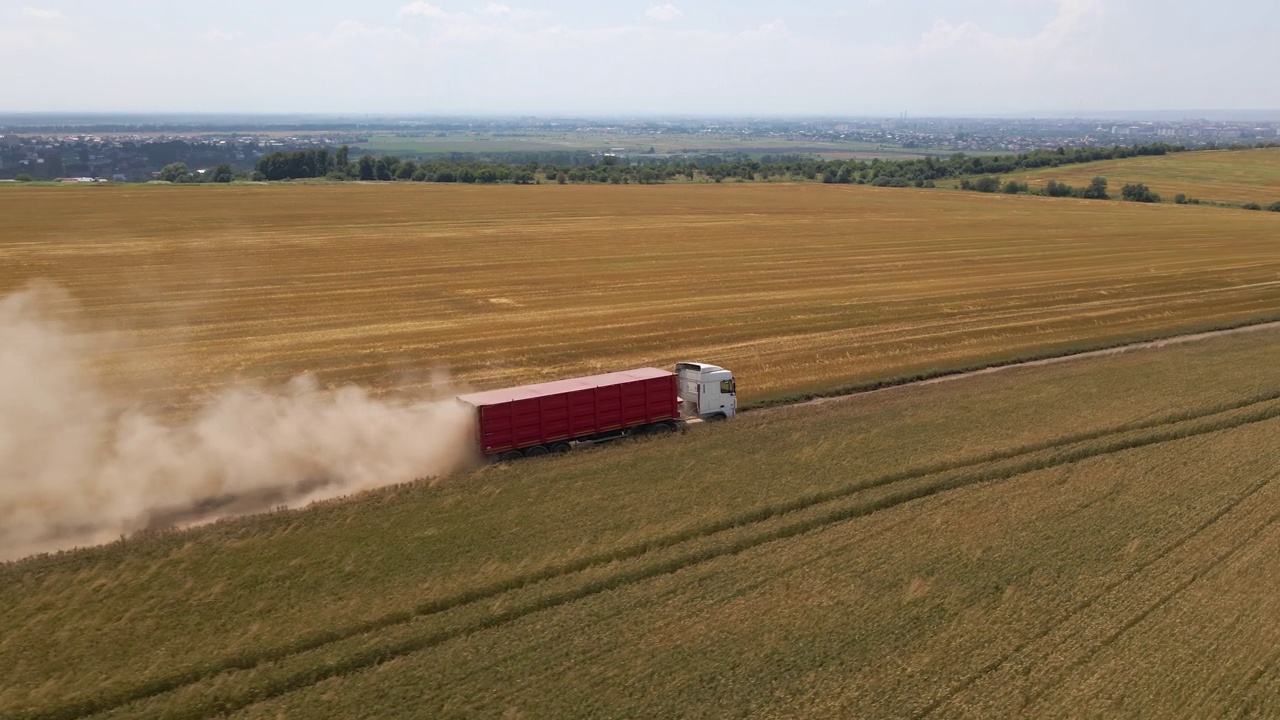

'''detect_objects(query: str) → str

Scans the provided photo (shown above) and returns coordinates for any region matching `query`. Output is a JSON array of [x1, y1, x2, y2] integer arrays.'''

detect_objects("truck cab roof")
[[675, 361, 725, 374]]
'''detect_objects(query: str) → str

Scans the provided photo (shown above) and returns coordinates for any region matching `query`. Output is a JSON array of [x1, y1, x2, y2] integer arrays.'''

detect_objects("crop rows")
[[917, 475, 1278, 717], [14, 388, 1278, 720], [221, 408, 1280, 718], [3, 183, 1280, 406]]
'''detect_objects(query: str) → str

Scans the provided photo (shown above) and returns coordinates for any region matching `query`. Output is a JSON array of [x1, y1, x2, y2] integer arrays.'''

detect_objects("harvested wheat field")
[[2, 325, 1277, 719], [2, 182, 1279, 409], [1003, 147, 1280, 206]]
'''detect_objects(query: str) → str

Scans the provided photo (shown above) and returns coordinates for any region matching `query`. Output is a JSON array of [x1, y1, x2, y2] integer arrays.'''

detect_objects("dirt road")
[[776, 319, 1280, 410]]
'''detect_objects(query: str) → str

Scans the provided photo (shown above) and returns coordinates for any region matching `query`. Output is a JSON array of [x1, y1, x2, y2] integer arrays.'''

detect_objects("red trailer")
[[457, 367, 680, 460]]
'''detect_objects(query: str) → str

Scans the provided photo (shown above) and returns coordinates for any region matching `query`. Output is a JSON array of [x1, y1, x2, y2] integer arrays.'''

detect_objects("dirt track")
[[783, 319, 1280, 409]]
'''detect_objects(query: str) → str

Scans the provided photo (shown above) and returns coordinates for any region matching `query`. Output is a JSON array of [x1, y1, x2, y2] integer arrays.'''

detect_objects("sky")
[[2, 0, 1277, 116]]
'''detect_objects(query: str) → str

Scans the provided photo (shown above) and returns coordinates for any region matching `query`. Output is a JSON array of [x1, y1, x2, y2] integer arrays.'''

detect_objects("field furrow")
[[919, 473, 1279, 717], [4, 183, 1279, 406], [31, 396, 1280, 720], [207, 416, 1280, 720]]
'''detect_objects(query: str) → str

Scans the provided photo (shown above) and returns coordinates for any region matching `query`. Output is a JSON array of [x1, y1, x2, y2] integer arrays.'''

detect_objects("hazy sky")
[[3, 0, 1277, 115]]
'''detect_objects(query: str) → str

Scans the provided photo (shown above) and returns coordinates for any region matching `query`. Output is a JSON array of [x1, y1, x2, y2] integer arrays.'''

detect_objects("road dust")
[[0, 281, 477, 561]]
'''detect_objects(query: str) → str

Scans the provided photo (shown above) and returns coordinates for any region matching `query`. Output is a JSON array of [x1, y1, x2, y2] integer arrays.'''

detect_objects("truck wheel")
[[499, 451, 523, 462], [525, 446, 549, 458], [551, 442, 572, 454], [707, 413, 728, 422]]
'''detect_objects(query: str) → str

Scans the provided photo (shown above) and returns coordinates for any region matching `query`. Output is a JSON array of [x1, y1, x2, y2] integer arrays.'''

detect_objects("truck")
[[456, 361, 736, 461]]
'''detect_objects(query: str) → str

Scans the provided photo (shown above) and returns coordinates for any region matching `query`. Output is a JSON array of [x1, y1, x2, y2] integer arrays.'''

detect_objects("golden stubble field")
[[2, 182, 1280, 408]]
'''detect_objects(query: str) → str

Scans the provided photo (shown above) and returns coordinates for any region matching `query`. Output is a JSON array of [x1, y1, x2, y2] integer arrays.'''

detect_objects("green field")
[[356, 131, 947, 160], [2, 327, 1278, 719], [1001, 147, 1280, 206]]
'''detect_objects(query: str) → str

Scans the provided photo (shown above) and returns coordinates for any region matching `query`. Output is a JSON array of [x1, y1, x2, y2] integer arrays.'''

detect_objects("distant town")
[[2, 114, 1277, 182]]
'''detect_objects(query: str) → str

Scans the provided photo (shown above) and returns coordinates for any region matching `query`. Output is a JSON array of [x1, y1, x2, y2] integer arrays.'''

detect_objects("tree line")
[[959, 174, 1167, 202], [145, 142, 1280, 212], [240, 143, 1196, 186], [958, 173, 1280, 210]]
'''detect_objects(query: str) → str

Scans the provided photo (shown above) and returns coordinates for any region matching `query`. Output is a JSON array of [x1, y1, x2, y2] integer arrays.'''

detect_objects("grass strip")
[[740, 315, 1280, 410]]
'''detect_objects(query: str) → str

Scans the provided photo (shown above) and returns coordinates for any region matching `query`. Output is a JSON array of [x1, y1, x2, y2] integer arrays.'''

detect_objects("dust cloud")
[[0, 282, 477, 561]]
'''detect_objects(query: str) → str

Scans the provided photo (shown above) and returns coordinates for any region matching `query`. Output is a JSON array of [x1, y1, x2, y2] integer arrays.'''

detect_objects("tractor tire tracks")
[[37, 396, 1280, 720], [914, 474, 1278, 718]]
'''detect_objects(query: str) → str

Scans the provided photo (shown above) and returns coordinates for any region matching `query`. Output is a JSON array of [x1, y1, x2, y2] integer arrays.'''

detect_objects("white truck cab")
[[676, 362, 737, 420]]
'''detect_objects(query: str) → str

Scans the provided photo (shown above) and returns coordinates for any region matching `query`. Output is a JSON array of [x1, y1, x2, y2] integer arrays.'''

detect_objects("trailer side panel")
[[459, 368, 678, 455]]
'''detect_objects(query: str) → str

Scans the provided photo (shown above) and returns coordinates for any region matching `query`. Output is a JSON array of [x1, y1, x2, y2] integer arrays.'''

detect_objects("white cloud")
[[739, 19, 785, 40], [917, 19, 985, 55], [916, 0, 1104, 64], [204, 27, 244, 44], [398, 1, 545, 23], [1043, 0, 1105, 39], [0, 7, 75, 52], [645, 3, 682, 22], [397, 2, 457, 20], [308, 19, 417, 50], [491, 3, 547, 21], [393, 1, 551, 45], [21, 6, 65, 21]]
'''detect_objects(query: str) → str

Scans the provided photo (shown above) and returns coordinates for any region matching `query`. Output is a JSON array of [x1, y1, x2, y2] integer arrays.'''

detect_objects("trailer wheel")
[[525, 445, 549, 458], [499, 451, 524, 462], [650, 422, 676, 434], [551, 442, 572, 454]]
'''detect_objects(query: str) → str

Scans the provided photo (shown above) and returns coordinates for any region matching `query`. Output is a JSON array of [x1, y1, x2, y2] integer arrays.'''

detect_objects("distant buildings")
[[1106, 120, 1272, 141]]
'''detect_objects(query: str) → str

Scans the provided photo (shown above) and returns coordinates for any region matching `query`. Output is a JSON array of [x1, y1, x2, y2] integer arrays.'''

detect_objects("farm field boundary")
[[994, 147, 1280, 206], [745, 315, 1280, 410], [26, 390, 1280, 720]]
